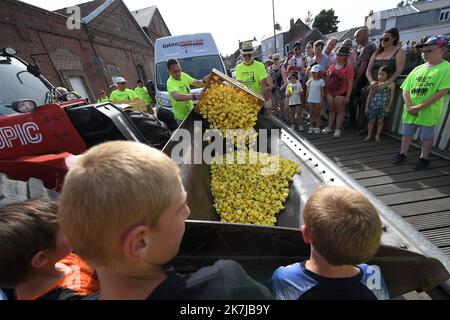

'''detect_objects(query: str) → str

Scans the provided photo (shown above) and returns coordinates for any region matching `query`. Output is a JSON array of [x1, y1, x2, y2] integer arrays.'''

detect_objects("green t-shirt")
[[167, 72, 195, 121], [401, 60, 450, 126], [235, 60, 268, 94], [109, 89, 138, 102], [134, 86, 151, 105], [97, 97, 109, 103]]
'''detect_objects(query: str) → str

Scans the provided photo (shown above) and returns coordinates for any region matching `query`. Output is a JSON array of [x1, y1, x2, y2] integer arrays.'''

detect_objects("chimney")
[[290, 18, 295, 29]]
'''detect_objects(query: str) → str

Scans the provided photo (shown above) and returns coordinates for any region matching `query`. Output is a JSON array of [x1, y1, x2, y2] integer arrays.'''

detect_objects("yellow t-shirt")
[[235, 60, 268, 94], [134, 86, 151, 105], [167, 72, 195, 121], [109, 89, 138, 102]]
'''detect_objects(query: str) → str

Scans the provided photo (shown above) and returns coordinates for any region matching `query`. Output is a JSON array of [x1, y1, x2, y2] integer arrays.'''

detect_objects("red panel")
[[0, 152, 74, 191], [0, 104, 86, 160]]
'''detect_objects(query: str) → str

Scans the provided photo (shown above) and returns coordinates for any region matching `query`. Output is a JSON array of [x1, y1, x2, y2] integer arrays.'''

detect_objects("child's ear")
[[122, 225, 151, 261], [31, 251, 49, 269], [301, 224, 312, 244]]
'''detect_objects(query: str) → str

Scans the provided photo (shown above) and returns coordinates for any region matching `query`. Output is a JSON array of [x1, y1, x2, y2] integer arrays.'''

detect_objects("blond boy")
[[270, 186, 389, 300], [58, 141, 272, 300]]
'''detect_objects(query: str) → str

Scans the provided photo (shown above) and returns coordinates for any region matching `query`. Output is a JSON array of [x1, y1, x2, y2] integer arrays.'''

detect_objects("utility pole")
[[272, 0, 276, 54]]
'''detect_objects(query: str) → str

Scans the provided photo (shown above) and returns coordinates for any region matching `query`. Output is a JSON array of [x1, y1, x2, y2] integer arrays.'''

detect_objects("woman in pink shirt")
[[322, 46, 354, 138]]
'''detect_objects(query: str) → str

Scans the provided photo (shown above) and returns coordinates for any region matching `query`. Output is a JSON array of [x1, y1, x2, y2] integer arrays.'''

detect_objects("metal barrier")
[[386, 76, 450, 155]]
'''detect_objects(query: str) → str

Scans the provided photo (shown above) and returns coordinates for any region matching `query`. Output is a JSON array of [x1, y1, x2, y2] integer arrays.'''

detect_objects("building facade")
[[365, 0, 450, 43], [0, 0, 157, 103]]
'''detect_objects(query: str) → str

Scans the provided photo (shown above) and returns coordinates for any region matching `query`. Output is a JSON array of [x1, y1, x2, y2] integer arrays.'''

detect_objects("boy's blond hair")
[[303, 186, 382, 266], [58, 141, 181, 266]]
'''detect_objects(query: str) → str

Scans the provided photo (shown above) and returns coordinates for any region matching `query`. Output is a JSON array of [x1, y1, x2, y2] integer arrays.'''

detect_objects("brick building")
[[0, 0, 156, 103]]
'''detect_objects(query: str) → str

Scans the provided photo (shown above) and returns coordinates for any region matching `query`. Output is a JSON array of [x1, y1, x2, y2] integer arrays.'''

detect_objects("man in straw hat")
[[235, 41, 271, 96]]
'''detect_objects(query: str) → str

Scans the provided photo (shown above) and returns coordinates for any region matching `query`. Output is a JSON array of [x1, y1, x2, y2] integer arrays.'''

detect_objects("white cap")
[[311, 65, 321, 73], [114, 76, 127, 84]]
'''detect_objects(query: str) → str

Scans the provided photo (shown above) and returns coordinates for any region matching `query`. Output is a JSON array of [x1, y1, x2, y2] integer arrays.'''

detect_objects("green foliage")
[[312, 9, 339, 35]]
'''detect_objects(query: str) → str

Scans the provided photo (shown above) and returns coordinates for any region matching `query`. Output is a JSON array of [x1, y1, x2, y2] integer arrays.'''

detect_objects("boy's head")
[[311, 64, 321, 79], [378, 65, 394, 82], [416, 35, 448, 63], [0, 199, 72, 288], [58, 141, 189, 269], [302, 186, 382, 266], [289, 72, 299, 82]]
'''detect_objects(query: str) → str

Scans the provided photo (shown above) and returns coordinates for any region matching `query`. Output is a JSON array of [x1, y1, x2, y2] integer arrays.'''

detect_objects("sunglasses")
[[420, 47, 440, 53], [273, 58, 279, 61], [380, 37, 392, 42], [294, 47, 301, 51]]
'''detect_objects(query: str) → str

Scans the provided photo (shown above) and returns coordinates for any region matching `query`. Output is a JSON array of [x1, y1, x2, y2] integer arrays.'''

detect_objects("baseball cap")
[[311, 65, 321, 73], [114, 76, 127, 84], [416, 35, 449, 48]]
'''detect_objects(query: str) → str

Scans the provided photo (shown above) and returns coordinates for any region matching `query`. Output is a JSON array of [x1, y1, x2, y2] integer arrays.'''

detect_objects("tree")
[[305, 9, 314, 28], [397, 0, 426, 8], [312, 9, 339, 35]]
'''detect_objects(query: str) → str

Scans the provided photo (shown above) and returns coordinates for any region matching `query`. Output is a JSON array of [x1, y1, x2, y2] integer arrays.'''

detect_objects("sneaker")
[[415, 157, 430, 171], [290, 124, 295, 130], [314, 128, 321, 134], [392, 153, 407, 165], [333, 129, 342, 138], [307, 127, 314, 134], [322, 127, 331, 134], [298, 125, 304, 132]]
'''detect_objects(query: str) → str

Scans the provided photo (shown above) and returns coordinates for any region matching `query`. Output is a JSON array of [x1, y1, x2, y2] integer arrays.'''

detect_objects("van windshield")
[[0, 55, 50, 115], [155, 55, 225, 92]]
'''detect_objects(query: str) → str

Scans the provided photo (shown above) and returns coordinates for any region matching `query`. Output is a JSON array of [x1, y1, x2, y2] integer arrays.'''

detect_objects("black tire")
[[125, 111, 172, 149], [0, 174, 58, 208]]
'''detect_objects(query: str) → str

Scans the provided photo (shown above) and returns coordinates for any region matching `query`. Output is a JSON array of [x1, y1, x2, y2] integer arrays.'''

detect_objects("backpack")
[[270, 67, 283, 88]]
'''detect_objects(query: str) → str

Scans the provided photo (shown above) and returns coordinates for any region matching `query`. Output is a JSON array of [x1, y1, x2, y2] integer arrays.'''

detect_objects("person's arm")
[[354, 47, 370, 87], [171, 91, 200, 101], [385, 83, 396, 113], [345, 66, 354, 104], [305, 81, 310, 103], [386, 49, 406, 86], [408, 89, 449, 114], [320, 85, 325, 108], [281, 66, 288, 85], [366, 52, 377, 86], [365, 87, 374, 113], [191, 75, 210, 88]]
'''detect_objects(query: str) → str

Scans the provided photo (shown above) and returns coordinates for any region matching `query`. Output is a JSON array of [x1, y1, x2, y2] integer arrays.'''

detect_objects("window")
[[439, 9, 450, 21], [106, 64, 120, 83]]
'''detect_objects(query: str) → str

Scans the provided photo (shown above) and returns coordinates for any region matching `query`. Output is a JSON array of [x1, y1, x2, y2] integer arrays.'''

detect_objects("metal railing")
[[385, 76, 450, 156]]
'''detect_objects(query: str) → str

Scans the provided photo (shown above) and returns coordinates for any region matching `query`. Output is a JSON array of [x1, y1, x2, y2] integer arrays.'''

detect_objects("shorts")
[[328, 92, 347, 97], [402, 124, 435, 140], [289, 104, 302, 109], [367, 106, 388, 120], [264, 99, 273, 109]]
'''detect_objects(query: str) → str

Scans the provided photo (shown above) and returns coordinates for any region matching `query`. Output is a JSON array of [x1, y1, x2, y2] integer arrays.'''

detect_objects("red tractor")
[[0, 47, 171, 192]]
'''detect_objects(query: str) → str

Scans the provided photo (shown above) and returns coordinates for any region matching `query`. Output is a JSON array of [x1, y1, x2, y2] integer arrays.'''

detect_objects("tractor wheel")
[[125, 111, 171, 150]]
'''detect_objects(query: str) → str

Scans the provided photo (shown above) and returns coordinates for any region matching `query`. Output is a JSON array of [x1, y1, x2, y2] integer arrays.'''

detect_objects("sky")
[[21, 0, 400, 55]]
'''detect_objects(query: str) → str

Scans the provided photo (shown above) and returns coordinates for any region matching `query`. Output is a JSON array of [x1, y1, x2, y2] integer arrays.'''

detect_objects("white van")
[[154, 33, 226, 113]]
